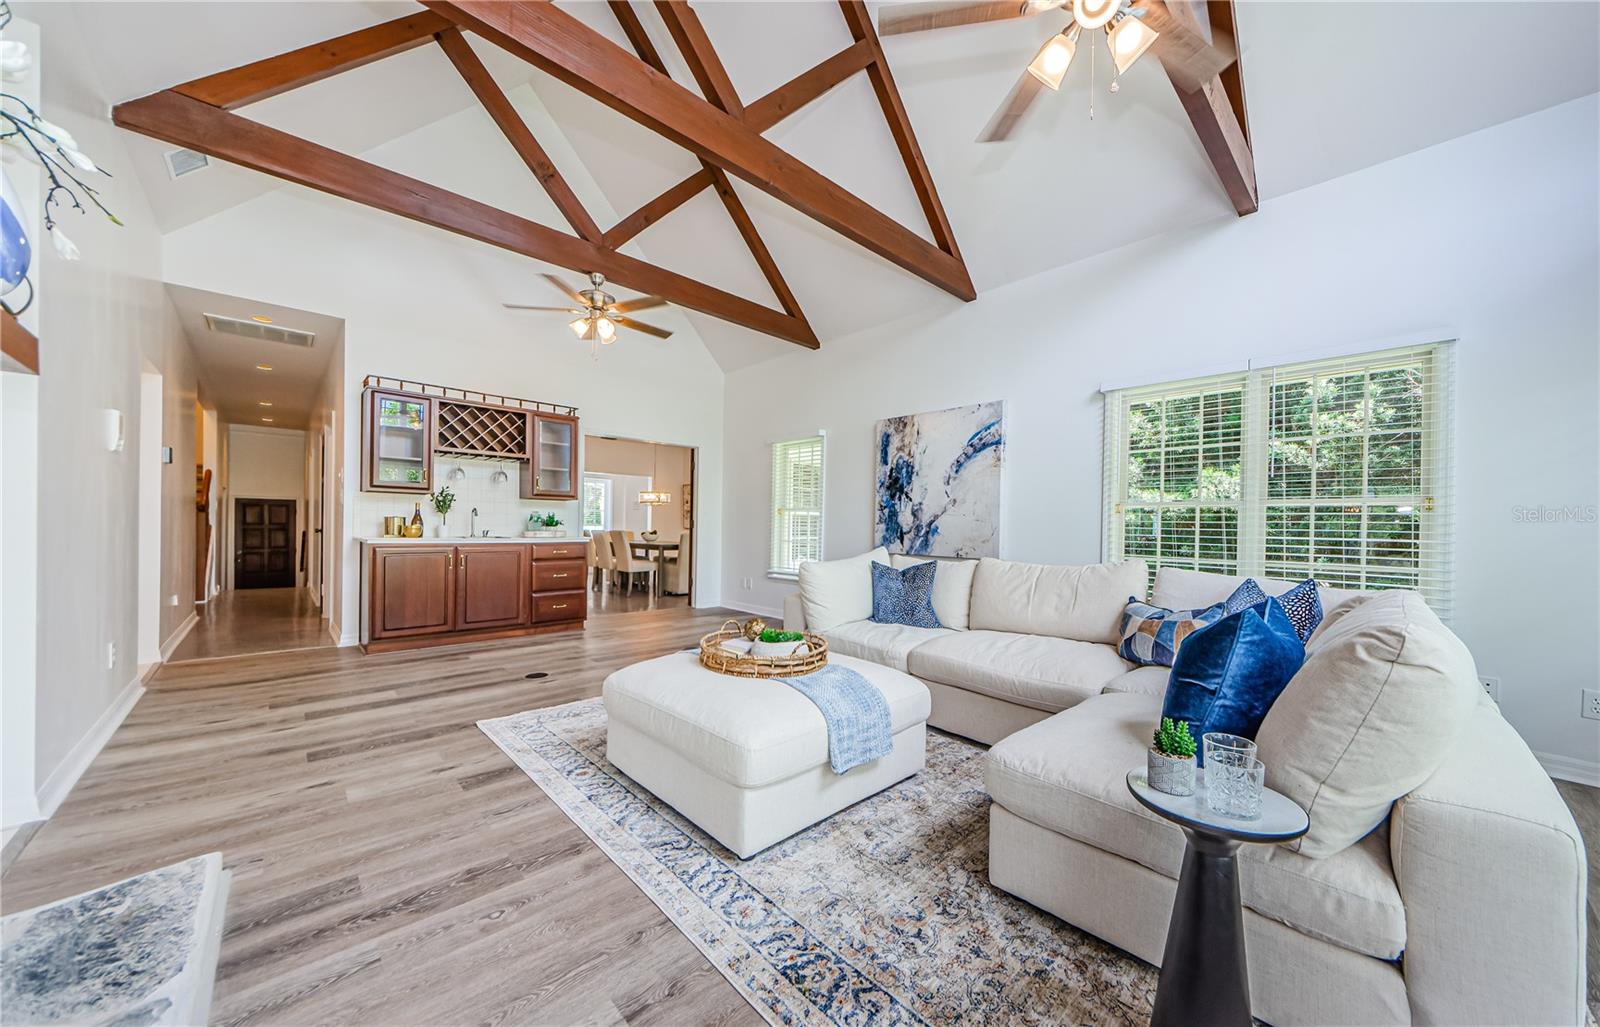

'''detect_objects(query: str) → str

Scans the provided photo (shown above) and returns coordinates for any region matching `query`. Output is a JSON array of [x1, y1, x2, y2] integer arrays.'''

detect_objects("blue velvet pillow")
[[1118, 599, 1226, 667], [1162, 597, 1305, 762], [1225, 577, 1324, 642], [870, 561, 941, 628]]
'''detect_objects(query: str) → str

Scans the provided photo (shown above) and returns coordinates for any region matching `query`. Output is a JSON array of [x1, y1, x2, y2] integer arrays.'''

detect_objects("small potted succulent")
[[751, 628, 809, 659], [1149, 717, 1197, 796], [430, 486, 455, 537], [524, 512, 565, 538]]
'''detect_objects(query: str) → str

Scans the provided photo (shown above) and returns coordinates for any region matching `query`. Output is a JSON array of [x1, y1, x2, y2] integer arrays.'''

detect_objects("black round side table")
[[1126, 767, 1310, 1027]]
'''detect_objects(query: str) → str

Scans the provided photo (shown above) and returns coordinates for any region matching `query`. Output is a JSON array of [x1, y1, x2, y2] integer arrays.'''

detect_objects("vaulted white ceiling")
[[61, 1, 1600, 371]]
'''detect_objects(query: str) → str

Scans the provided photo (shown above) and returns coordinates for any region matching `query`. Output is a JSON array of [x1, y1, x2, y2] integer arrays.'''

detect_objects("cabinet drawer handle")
[[551, 573, 568, 578], [550, 549, 570, 555], [550, 603, 568, 610]]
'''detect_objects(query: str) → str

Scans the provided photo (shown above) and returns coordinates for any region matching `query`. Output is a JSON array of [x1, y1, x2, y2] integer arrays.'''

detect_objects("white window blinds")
[[770, 436, 825, 576], [1103, 344, 1455, 617]]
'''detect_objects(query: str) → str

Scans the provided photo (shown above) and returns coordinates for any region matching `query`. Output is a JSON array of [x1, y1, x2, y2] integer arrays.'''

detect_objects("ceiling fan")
[[503, 272, 673, 348], [879, 0, 1237, 142]]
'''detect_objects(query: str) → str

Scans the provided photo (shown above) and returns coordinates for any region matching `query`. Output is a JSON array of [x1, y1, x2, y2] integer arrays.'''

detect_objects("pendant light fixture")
[[638, 443, 671, 506]]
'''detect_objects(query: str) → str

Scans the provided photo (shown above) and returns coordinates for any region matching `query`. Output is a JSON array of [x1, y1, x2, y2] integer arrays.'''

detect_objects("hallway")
[[168, 588, 330, 662]]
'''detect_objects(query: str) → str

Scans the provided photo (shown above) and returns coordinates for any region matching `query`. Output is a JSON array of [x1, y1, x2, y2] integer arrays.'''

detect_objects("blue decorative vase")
[[0, 170, 31, 297]]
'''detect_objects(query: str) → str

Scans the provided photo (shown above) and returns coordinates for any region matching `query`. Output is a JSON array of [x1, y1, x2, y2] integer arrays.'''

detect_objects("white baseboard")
[[35, 672, 146, 818], [159, 611, 198, 662], [718, 601, 783, 620], [1536, 751, 1600, 787]]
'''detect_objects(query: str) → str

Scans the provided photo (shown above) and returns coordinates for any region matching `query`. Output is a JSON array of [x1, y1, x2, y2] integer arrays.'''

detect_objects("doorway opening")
[[583, 434, 696, 616]]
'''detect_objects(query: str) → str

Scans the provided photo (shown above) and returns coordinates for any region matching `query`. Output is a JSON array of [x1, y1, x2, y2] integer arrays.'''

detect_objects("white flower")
[[34, 118, 76, 151], [62, 147, 98, 173], [50, 228, 79, 261], [0, 41, 31, 83]]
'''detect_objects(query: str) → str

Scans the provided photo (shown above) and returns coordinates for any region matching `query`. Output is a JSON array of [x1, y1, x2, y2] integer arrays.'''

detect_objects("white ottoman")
[[602, 651, 931, 858]]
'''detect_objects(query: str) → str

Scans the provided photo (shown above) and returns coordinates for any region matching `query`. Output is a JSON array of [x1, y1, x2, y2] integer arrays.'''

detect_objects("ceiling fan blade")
[[540, 273, 586, 305], [614, 316, 673, 339], [977, 70, 1048, 142], [502, 304, 582, 312], [878, 0, 1055, 36], [611, 296, 668, 314], [1141, 4, 1237, 89]]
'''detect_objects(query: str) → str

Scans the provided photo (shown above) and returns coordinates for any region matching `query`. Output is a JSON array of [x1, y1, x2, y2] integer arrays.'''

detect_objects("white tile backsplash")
[[354, 457, 579, 539]]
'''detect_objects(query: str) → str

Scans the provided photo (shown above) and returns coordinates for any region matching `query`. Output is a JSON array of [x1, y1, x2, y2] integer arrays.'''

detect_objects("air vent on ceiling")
[[164, 148, 210, 180], [203, 313, 316, 349]]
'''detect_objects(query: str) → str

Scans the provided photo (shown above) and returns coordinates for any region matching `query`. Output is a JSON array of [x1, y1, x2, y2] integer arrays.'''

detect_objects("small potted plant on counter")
[[1148, 718, 1197, 796], [430, 486, 455, 537], [524, 512, 565, 538]]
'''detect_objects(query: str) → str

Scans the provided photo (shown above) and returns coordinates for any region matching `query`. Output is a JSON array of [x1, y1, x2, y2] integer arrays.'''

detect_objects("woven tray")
[[698, 620, 828, 678]]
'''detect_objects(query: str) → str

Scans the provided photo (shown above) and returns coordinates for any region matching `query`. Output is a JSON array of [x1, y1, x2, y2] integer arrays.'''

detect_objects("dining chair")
[[608, 529, 655, 594], [661, 531, 691, 596], [586, 535, 604, 591], [593, 532, 618, 591]]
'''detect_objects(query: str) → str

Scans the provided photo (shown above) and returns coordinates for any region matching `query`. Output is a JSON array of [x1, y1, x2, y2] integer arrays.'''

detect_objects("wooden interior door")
[[372, 547, 456, 638], [235, 498, 296, 589], [457, 545, 528, 629]]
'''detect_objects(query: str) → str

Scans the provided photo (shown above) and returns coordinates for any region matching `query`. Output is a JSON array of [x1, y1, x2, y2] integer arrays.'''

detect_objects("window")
[[770, 435, 825, 577], [582, 476, 610, 531], [1104, 344, 1454, 616]]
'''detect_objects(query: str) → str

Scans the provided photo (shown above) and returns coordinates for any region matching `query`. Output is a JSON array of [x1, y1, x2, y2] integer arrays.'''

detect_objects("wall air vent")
[[164, 148, 210, 179], [203, 313, 316, 349]]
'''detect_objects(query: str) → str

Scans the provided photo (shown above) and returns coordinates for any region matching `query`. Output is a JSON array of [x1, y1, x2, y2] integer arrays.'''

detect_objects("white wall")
[[722, 95, 1600, 777], [162, 92, 728, 642], [224, 425, 306, 589], [4, 3, 201, 827]]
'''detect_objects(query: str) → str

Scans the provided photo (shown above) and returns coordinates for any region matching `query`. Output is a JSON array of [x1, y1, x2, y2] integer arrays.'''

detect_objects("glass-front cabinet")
[[525, 413, 578, 498], [363, 389, 434, 493]]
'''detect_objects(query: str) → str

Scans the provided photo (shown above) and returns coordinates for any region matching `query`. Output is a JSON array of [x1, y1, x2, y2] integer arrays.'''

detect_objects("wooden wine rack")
[[435, 401, 529, 458]]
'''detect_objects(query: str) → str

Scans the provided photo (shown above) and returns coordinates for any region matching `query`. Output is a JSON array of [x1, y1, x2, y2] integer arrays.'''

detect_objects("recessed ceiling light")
[[250, 315, 274, 324], [256, 364, 273, 371], [258, 401, 273, 407], [261, 417, 275, 423]]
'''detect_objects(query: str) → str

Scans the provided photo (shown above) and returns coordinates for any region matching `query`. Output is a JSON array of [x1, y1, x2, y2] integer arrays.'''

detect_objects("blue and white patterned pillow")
[[1118, 599, 1226, 667], [869, 561, 942, 628], [1225, 577, 1323, 642]]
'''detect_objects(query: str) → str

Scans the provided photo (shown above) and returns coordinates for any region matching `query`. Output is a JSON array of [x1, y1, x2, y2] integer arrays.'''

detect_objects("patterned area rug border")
[[479, 698, 1155, 1026]]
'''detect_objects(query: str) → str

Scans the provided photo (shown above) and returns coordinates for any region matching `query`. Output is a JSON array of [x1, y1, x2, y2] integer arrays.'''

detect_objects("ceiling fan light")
[[569, 316, 593, 340], [595, 316, 617, 343], [1108, 12, 1158, 75], [1072, 0, 1118, 30], [1026, 26, 1078, 90]]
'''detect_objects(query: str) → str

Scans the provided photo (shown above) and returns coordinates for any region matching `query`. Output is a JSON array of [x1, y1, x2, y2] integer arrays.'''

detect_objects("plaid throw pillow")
[[1118, 599, 1227, 667]]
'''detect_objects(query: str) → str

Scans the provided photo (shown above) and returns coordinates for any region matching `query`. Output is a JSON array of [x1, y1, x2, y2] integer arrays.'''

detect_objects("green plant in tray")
[[758, 629, 805, 644]]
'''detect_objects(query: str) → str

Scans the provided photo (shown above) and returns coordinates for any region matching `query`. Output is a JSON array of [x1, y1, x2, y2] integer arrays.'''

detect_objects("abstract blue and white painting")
[[874, 401, 1003, 557]]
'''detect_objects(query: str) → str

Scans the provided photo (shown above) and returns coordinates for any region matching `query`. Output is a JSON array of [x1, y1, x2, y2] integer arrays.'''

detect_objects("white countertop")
[[359, 536, 587, 545]]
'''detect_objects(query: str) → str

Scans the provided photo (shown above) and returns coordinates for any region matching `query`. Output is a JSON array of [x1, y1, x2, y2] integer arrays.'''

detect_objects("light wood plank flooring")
[[170, 588, 333, 663], [3, 605, 760, 1026], [1555, 779, 1600, 1015]]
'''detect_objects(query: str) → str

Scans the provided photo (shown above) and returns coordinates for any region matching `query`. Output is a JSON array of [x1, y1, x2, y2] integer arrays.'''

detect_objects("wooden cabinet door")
[[363, 389, 434, 493], [525, 413, 578, 498], [372, 547, 456, 638], [457, 545, 529, 630], [531, 589, 586, 624], [531, 558, 585, 592]]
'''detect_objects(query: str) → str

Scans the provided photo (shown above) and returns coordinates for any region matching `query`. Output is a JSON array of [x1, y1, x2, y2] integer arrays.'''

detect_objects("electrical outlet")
[[106, 642, 117, 670], [168, 594, 179, 607], [1583, 689, 1600, 721], [1479, 676, 1500, 704]]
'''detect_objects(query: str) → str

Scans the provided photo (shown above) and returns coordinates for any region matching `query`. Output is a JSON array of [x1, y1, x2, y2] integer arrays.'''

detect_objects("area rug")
[[480, 699, 1156, 1026]]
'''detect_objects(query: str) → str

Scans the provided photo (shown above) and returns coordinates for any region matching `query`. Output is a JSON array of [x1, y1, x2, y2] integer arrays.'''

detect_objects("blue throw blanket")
[[783, 664, 893, 774]]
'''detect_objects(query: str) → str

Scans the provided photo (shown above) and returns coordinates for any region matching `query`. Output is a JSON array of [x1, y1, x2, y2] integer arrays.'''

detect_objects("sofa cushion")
[[1117, 599, 1226, 667], [870, 561, 942, 628], [969, 558, 1148, 644], [907, 630, 1130, 713], [821, 619, 954, 673], [1100, 665, 1170, 698], [603, 652, 931, 788], [1162, 598, 1305, 756], [798, 547, 889, 631], [890, 554, 976, 630], [1225, 578, 1324, 642], [1153, 567, 1369, 629], [1257, 590, 1480, 858], [985, 692, 1407, 960]]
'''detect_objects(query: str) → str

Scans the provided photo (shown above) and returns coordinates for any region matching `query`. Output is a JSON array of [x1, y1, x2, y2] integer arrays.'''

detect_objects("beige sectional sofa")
[[782, 551, 1587, 1027]]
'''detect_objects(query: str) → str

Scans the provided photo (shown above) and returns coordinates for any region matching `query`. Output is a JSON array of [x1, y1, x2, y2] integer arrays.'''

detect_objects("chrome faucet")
[[470, 507, 479, 537]]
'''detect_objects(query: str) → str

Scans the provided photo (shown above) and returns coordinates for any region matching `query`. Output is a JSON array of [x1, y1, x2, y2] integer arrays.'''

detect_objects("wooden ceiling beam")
[[652, 1, 743, 118], [173, 12, 453, 110], [425, 0, 975, 301], [1147, 0, 1257, 216], [601, 167, 714, 249], [111, 89, 818, 348], [837, 1, 962, 259], [434, 28, 603, 242], [744, 40, 874, 133]]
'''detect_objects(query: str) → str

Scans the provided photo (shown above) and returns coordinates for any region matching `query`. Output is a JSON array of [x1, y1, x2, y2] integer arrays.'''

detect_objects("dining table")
[[629, 538, 680, 595]]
